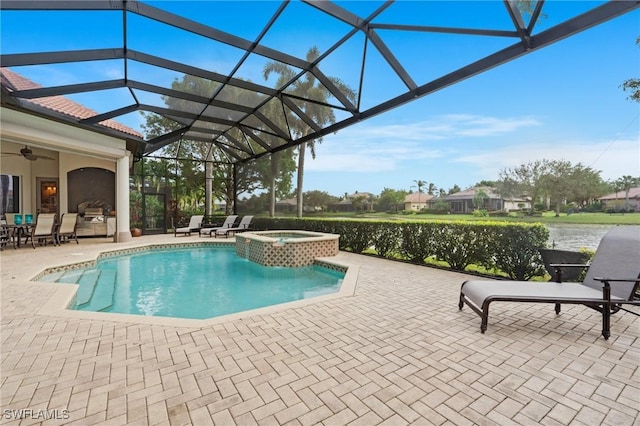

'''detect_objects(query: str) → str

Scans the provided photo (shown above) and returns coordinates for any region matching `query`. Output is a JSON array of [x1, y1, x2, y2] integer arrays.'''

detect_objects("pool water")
[[39, 246, 344, 319]]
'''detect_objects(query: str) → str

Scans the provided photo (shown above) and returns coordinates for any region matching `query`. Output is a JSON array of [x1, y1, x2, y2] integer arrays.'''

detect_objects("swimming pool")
[[38, 245, 345, 320]]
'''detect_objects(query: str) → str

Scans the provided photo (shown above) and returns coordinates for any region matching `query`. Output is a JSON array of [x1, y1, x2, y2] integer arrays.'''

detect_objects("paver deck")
[[1, 235, 638, 425]]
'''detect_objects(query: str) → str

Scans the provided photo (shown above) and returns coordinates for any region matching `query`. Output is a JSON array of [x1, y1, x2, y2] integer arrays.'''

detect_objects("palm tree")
[[617, 175, 638, 209], [264, 46, 356, 217], [412, 180, 427, 194]]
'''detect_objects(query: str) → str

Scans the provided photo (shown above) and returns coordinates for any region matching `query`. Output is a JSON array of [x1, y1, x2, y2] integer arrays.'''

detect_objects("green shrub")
[[398, 222, 438, 263], [433, 223, 492, 271], [253, 217, 549, 280], [489, 224, 549, 280], [372, 222, 400, 257]]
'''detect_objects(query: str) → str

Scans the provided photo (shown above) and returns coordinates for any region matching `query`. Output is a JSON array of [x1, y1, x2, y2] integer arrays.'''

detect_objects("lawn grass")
[[319, 211, 640, 225]]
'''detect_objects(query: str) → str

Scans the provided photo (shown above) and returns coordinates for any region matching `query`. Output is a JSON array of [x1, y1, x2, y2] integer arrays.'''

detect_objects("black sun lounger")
[[459, 226, 640, 339]]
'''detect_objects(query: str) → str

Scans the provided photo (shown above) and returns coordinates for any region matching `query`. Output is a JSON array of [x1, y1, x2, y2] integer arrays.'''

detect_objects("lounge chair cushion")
[[175, 215, 203, 236]]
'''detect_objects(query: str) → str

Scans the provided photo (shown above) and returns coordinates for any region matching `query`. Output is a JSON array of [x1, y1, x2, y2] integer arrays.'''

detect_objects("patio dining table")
[[1, 224, 34, 248]]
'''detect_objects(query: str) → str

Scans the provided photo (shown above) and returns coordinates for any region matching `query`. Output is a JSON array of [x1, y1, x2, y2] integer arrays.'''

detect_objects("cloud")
[[308, 113, 541, 172], [454, 137, 640, 180]]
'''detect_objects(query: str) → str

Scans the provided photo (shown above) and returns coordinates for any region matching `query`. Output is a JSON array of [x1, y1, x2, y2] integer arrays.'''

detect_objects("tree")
[[621, 37, 640, 103], [377, 188, 407, 212], [540, 160, 575, 216], [264, 46, 357, 218], [499, 159, 552, 213], [412, 180, 427, 194], [617, 175, 639, 209], [475, 180, 498, 188], [473, 189, 489, 210], [427, 183, 438, 196], [448, 184, 461, 195], [140, 74, 294, 216], [570, 164, 606, 207], [303, 190, 338, 211]]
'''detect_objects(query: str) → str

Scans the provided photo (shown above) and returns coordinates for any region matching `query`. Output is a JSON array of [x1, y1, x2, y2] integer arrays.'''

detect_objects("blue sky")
[[2, 1, 639, 197], [302, 6, 640, 196]]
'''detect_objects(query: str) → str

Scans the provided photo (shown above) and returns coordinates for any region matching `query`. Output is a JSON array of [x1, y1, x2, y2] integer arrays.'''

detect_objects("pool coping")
[[35, 241, 359, 328]]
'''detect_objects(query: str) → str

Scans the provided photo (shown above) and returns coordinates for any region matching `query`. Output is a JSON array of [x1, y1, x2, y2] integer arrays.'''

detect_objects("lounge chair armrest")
[[592, 277, 640, 303], [593, 277, 640, 283], [549, 263, 590, 283]]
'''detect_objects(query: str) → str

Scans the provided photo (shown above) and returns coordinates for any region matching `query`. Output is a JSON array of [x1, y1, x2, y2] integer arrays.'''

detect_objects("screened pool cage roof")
[[1, 1, 638, 165]]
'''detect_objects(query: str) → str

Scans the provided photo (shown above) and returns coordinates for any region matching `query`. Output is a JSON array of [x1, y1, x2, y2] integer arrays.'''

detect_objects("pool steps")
[[55, 268, 117, 312], [76, 270, 100, 305], [86, 269, 116, 312]]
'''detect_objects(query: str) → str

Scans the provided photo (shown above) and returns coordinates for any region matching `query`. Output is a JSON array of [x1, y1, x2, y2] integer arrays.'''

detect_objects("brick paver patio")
[[1, 235, 638, 425]]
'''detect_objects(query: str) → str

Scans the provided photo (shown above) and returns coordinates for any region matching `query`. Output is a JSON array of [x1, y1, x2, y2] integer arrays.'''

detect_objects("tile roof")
[[404, 192, 433, 203], [445, 186, 501, 200], [1, 68, 142, 138], [598, 187, 640, 200]]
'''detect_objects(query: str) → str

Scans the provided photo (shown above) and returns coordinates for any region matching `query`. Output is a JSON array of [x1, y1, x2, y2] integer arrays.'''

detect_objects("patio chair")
[[0, 224, 13, 250], [213, 215, 253, 238], [57, 213, 79, 244], [24, 213, 58, 248], [174, 215, 204, 237], [459, 226, 640, 339], [199, 215, 238, 237]]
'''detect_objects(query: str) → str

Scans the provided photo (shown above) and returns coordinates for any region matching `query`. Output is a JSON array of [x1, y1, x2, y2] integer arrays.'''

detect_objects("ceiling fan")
[[1, 145, 54, 161]]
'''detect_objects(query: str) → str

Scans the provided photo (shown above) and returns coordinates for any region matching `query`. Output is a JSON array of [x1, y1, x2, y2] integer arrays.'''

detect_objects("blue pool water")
[[39, 246, 344, 319]]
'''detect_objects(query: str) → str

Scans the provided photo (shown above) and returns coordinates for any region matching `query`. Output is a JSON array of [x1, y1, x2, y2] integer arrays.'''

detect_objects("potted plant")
[[130, 191, 143, 237]]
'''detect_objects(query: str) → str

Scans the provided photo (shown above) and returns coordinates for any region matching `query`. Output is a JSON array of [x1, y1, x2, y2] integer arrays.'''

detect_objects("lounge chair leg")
[[481, 305, 489, 333], [458, 295, 464, 310], [555, 303, 561, 314], [602, 284, 611, 340]]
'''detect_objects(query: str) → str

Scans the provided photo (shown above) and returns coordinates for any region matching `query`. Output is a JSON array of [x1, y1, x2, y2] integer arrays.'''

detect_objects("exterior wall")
[[601, 198, 639, 212], [1, 108, 130, 237], [503, 199, 531, 212], [404, 202, 427, 211], [1, 142, 117, 217], [1, 141, 36, 214]]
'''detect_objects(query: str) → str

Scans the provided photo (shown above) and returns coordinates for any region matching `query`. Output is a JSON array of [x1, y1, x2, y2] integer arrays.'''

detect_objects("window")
[[0, 174, 20, 215]]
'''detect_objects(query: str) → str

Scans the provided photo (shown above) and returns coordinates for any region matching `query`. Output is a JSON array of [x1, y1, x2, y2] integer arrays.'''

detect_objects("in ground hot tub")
[[237, 230, 340, 267]]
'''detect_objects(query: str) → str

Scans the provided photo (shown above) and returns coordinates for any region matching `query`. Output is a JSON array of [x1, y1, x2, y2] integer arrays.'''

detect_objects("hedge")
[[251, 217, 549, 280]]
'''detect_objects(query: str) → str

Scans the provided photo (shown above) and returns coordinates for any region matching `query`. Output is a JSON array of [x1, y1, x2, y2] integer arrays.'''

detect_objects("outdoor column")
[[115, 152, 132, 242]]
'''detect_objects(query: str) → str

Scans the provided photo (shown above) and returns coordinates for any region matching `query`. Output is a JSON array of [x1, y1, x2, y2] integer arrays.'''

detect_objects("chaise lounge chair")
[[57, 213, 79, 244], [459, 226, 640, 339], [213, 215, 253, 238], [174, 215, 204, 237], [199, 215, 238, 237]]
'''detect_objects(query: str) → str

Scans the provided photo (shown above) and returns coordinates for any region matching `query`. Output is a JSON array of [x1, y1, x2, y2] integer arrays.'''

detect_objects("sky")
[[2, 1, 639, 198], [301, 6, 640, 196]]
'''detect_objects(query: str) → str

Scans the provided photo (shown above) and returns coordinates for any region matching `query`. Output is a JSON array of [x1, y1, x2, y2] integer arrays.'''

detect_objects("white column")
[[115, 152, 132, 242]]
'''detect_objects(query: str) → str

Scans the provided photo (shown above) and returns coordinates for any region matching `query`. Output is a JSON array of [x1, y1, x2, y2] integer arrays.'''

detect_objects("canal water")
[[545, 224, 619, 251]]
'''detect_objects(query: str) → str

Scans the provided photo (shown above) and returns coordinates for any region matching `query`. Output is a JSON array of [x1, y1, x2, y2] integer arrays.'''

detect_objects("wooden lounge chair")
[[214, 215, 253, 238], [459, 226, 640, 339], [199, 215, 238, 237], [57, 213, 79, 244], [24, 213, 58, 248], [174, 215, 204, 237]]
